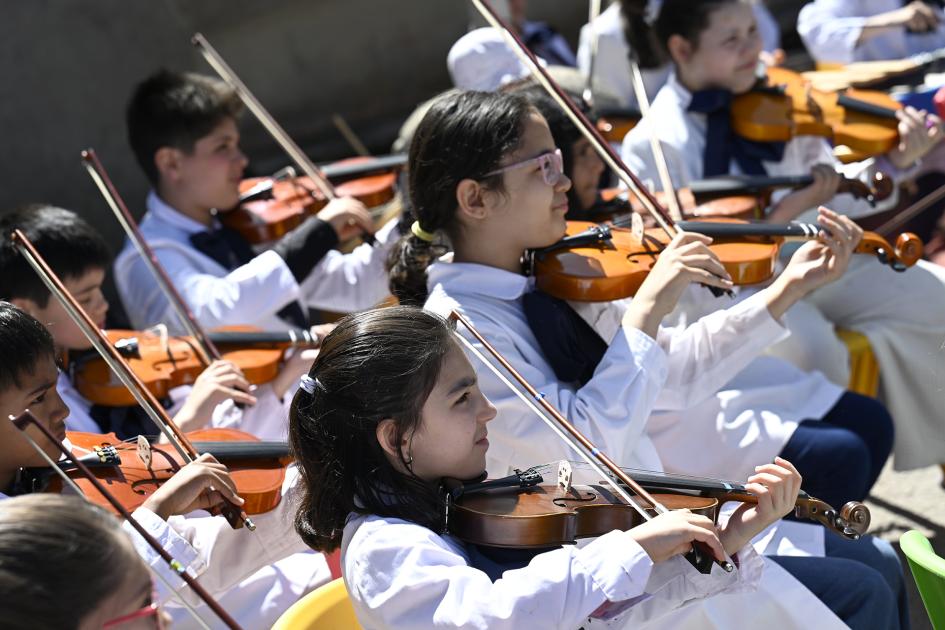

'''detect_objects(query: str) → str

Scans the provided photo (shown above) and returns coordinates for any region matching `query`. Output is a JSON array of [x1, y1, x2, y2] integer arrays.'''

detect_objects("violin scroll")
[[841, 171, 894, 206], [795, 497, 871, 540], [857, 231, 924, 271]]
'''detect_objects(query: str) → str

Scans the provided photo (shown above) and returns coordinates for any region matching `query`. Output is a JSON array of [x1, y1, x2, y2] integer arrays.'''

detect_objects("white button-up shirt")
[[342, 512, 762, 630], [423, 258, 840, 484], [798, 0, 945, 64], [113, 192, 398, 333]]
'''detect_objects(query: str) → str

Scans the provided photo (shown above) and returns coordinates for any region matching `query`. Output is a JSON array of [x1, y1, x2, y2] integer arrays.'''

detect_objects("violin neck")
[[678, 220, 820, 240], [208, 329, 316, 348], [320, 154, 406, 183], [612, 467, 812, 503], [836, 93, 899, 120]]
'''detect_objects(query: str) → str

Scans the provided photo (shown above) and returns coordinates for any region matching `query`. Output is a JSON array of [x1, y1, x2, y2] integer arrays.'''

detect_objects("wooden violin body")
[[450, 482, 716, 549], [54, 429, 290, 516], [528, 220, 782, 302], [732, 67, 903, 158], [227, 156, 401, 243], [73, 327, 317, 406]]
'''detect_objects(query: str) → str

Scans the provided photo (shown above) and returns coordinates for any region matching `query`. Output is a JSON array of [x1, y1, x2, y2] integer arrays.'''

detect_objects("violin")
[[72, 327, 319, 407], [526, 219, 923, 302], [445, 463, 869, 549], [594, 106, 641, 145], [23, 429, 290, 516], [229, 155, 404, 244], [732, 66, 905, 159]]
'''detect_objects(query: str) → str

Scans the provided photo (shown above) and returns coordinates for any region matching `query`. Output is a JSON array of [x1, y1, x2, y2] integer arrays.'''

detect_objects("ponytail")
[[620, 0, 666, 69], [387, 90, 532, 306]]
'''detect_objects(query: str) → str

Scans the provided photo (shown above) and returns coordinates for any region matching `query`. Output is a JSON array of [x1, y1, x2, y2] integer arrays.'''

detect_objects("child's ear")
[[666, 34, 693, 65], [154, 147, 181, 183], [376, 418, 405, 461], [456, 178, 490, 221], [8, 297, 40, 318]]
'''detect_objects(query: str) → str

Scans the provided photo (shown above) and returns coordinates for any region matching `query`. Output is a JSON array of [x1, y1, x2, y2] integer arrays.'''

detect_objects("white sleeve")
[[345, 521, 654, 630], [117, 245, 302, 330], [129, 467, 310, 605], [572, 292, 787, 412], [797, 2, 870, 65], [605, 544, 765, 627], [456, 306, 668, 474], [621, 128, 695, 190], [209, 383, 289, 441], [297, 217, 398, 313]]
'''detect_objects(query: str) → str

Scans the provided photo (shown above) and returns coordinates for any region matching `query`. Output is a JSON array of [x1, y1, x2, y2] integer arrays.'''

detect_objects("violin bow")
[[8, 229, 255, 531], [874, 181, 945, 238], [581, 0, 603, 111], [81, 149, 221, 365], [9, 410, 244, 630], [449, 310, 733, 575], [191, 33, 338, 203], [628, 59, 685, 222], [470, 0, 678, 239]]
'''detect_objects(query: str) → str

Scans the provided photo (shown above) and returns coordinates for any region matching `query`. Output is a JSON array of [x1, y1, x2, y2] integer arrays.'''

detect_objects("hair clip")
[[411, 221, 436, 243], [299, 374, 318, 395]]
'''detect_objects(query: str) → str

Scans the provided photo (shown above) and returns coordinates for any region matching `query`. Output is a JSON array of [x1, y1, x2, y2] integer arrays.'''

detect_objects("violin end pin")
[[721, 560, 735, 573], [243, 516, 257, 532]]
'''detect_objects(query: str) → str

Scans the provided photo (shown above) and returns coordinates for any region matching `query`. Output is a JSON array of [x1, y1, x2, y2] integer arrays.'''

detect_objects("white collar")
[[427, 257, 533, 301], [664, 70, 694, 109], [146, 190, 220, 235]]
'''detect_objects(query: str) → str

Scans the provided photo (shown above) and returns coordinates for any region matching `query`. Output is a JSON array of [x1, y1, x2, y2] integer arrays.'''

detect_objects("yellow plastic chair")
[[900, 530, 945, 629], [272, 578, 362, 630], [836, 328, 880, 398]]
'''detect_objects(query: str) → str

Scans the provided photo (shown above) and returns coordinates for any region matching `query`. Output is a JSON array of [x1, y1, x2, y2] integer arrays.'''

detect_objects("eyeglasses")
[[102, 588, 165, 629], [484, 148, 564, 186]]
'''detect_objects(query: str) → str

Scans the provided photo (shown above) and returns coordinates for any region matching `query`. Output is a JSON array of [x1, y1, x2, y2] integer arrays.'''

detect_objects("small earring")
[[405, 453, 414, 465]]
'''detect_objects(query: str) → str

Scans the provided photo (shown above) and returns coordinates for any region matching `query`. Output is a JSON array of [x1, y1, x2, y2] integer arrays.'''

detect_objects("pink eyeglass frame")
[[102, 589, 163, 629], [484, 148, 564, 185]]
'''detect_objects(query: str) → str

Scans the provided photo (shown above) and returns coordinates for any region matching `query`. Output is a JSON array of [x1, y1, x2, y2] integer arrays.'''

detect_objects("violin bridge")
[[136, 435, 153, 470], [630, 212, 645, 241], [557, 460, 573, 493]]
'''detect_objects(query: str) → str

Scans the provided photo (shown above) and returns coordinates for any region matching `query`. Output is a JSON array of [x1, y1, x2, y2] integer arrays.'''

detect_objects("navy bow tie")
[[687, 88, 786, 177]]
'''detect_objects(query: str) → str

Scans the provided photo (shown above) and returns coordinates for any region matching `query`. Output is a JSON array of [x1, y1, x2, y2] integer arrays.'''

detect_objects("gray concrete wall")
[[0, 0, 587, 248]]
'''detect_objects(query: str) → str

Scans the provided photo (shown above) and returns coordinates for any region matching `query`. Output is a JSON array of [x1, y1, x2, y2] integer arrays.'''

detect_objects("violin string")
[[11, 421, 214, 629], [452, 332, 653, 521]]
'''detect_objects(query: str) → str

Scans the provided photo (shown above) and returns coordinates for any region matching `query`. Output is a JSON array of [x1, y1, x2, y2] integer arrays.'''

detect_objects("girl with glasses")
[[387, 88, 898, 628]]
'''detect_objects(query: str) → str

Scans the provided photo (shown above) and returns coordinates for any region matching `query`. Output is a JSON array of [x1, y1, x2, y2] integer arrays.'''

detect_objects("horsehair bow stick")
[[582, 0, 603, 110], [191, 32, 337, 201], [9, 229, 254, 531], [470, 0, 677, 239], [874, 181, 945, 238], [9, 410, 243, 630], [449, 310, 734, 574], [629, 60, 684, 222], [81, 149, 221, 364]]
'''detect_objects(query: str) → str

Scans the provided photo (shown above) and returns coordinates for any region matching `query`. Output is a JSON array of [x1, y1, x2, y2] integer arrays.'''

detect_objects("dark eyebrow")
[[447, 376, 477, 397], [27, 380, 56, 397]]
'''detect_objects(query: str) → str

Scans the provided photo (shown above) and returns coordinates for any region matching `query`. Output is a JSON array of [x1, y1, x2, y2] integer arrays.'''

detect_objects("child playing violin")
[[0, 204, 314, 440], [287, 305, 806, 629], [0, 494, 172, 630], [621, 0, 945, 476], [0, 300, 331, 629], [387, 88, 906, 628], [114, 69, 399, 334]]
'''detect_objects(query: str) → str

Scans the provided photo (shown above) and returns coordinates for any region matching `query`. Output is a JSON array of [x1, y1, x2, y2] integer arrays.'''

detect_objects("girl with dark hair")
[[0, 494, 169, 630], [621, 0, 945, 479], [289, 305, 808, 628], [576, 0, 781, 110], [386, 88, 902, 628]]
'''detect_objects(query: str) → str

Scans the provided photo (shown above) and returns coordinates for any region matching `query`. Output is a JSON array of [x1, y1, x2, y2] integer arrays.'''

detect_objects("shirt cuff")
[[576, 529, 654, 602], [607, 325, 670, 386], [126, 507, 205, 592]]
